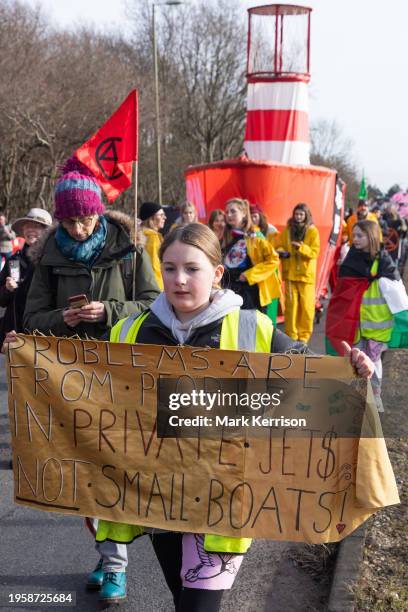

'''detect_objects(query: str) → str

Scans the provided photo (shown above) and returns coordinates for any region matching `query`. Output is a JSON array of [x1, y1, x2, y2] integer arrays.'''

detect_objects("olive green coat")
[[23, 211, 160, 339]]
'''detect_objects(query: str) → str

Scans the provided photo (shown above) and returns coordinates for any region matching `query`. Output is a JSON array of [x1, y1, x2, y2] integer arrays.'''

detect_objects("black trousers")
[[149, 532, 225, 612]]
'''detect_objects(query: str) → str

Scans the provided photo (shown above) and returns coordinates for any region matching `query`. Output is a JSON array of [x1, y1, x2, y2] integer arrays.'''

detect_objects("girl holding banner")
[[89, 223, 374, 608]]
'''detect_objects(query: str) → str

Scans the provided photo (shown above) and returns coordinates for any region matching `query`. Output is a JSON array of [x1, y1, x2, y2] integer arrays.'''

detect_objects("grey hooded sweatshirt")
[[150, 288, 243, 345]]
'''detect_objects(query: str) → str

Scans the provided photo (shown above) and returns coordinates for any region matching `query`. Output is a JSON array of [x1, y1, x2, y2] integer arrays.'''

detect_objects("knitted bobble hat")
[[250, 204, 262, 215], [139, 201, 163, 221], [54, 156, 105, 220]]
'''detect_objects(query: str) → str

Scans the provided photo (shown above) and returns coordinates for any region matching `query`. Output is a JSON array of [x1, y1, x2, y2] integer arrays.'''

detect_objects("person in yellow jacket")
[[222, 198, 281, 318], [249, 203, 282, 321], [346, 199, 381, 242], [139, 201, 166, 291], [250, 203, 278, 244], [274, 203, 320, 342], [85, 222, 374, 608]]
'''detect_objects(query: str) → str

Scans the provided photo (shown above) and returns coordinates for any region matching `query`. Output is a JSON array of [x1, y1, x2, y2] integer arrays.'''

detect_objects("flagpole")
[[132, 93, 139, 301]]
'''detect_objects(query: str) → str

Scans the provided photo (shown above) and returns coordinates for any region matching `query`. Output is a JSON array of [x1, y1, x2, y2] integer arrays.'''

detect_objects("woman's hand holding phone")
[[63, 306, 83, 328], [77, 301, 106, 323], [64, 294, 88, 328], [64, 294, 106, 326]]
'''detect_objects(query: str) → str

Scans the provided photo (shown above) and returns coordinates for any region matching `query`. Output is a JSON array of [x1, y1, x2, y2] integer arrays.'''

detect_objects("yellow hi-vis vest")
[[355, 259, 394, 344], [96, 308, 273, 554]]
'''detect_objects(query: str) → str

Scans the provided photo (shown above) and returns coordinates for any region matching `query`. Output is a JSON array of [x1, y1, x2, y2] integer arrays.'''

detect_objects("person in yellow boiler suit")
[[274, 203, 320, 342]]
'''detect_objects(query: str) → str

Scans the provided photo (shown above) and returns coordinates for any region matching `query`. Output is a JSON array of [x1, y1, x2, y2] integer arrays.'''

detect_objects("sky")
[[22, 0, 408, 192]]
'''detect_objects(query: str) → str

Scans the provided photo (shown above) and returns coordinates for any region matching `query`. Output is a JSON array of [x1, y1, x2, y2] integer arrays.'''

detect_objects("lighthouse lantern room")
[[244, 4, 312, 165]]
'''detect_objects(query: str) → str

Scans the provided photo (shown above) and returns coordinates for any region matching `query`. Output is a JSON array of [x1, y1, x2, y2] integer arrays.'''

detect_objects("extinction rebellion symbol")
[[95, 137, 123, 181]]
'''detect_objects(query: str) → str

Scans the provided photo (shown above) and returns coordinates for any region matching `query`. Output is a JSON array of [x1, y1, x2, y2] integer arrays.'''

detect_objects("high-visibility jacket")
[[97, 308, 274, 554], [355, 259, 394, 343]]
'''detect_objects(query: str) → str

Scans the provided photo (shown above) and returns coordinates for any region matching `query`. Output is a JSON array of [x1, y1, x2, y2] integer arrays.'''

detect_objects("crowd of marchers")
[[0, 155, 406, 609]]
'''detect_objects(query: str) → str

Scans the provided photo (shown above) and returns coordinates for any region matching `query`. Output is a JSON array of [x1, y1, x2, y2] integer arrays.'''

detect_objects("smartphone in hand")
[[9, 260, 21, 283], [68, 294, 89, 309]]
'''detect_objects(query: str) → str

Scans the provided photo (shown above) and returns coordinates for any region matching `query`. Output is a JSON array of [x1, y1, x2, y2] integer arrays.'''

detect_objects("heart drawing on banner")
[[336, 523, 346, 534]]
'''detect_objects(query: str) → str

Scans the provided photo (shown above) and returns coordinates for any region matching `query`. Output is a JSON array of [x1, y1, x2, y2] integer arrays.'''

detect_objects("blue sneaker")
[[99, 572, 127, 604], [86, 558, 104, 590]]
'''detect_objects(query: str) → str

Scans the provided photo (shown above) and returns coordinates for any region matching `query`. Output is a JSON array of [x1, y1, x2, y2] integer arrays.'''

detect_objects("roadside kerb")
[[327, 524, 366, 612]]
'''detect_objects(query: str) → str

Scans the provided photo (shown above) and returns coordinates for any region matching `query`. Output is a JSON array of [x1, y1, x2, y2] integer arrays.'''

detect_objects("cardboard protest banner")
[[6, 335, 399, 544]]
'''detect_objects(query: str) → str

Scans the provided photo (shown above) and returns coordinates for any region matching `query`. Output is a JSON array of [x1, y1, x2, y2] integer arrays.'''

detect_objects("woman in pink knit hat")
[[23, 156, 159, 339], [21, 156, 160, 605]]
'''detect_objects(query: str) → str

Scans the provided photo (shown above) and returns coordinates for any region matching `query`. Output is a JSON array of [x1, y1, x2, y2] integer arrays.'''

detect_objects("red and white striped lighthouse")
[[244, 5, 312, 166]]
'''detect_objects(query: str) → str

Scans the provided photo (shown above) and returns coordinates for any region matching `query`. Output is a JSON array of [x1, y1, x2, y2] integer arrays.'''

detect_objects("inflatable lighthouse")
[[185, 4, 343, 303], [244, 4, 311, 165]]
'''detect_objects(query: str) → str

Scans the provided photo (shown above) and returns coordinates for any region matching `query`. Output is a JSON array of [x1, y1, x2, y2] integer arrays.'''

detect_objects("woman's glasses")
[[61, 216, 96, 229]]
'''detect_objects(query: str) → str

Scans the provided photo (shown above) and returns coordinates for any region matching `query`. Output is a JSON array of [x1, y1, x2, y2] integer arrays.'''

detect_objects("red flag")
[[325, 276, 369, 355], [76, 90, 138, 202]]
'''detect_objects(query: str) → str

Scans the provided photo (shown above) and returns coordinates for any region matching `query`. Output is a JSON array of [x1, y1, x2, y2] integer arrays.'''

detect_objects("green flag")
[[358, 175, 368, 200]]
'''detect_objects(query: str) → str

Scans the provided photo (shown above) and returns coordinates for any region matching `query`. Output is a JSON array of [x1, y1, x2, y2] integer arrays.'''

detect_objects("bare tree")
[[171, 1, 246, 163], [0, 0, 363, 217], [310, 119, 360, 207], [310, 119, 355, 163], [0, 1, 141, 215], [126, 0, 247, 203]]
